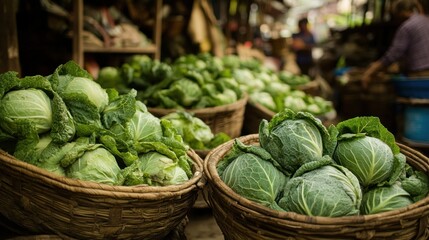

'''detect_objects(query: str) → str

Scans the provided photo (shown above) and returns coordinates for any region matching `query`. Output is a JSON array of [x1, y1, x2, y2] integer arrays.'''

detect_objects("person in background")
[[362, 0, 429, 88], [292, 17, 316, 77]]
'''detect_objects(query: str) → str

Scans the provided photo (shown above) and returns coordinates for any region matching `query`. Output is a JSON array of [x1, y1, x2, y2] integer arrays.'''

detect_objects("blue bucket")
[[403, 105, 429, 143], [392, 76, 429, 98]]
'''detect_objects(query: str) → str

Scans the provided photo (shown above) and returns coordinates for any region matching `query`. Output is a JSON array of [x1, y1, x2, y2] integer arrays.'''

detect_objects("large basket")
[[0, 149, 204, 240], [242, 102, 337, 134], [148, 94, 248, 138], [204, 134, 429, 240]]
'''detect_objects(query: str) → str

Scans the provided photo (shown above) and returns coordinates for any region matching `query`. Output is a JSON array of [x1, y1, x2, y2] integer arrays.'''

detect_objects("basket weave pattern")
[[148, 94, 248, 138], [204, 134, 429, 240], [0, 149, 204, 240]]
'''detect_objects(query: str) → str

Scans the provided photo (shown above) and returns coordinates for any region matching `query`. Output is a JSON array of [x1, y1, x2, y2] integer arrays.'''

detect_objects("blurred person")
[[292, 17, 316, 77], [362, 0, 429, 88]]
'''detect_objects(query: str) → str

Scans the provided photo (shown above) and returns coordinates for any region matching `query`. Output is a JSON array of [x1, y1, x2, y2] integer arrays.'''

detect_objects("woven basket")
[[204, 134, 429, 240], [0, 149, 204, 240], [242, 102, 337, 134], [148, 94, 248, 138]]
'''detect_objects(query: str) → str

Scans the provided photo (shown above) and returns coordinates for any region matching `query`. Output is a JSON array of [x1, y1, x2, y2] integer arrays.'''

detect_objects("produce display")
[[0, 61, 199, 187], [97, 54, 244, 109], [217, 109, 429, 217], [96, 53, 334, 116], [161, 111, 230, 150]]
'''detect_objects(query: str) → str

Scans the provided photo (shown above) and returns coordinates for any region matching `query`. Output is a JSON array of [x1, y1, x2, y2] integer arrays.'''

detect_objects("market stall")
[[1, 0, 429, 239]]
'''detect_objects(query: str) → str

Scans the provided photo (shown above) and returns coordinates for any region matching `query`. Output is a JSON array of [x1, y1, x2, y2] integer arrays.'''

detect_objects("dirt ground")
[[185, 208, 224, 240]]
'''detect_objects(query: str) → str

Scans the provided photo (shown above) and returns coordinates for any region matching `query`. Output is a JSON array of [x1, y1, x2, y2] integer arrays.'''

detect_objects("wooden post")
[[72, 0, 84, 66], [154, 0, 163, 60], [0, 0, 21, 75]]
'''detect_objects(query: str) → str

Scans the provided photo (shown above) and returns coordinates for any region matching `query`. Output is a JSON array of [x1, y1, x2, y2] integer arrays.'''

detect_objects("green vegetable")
[[0, 72, 75, 143], [122, 151, 189, 186], [401, 165, 429, 202], [360, 183, 413, 215], [50, 61, 109, 136], [249, 92, 277, 112], [66, 147, 124, 185], [259, 108, 338, 177], [219, 140, 287, 210], [0, 61, 196, 188], [155, 78, 202, 108], [278, 158, 362, 217], [128, 101, 163, 143], [334, 135, 398, 187], [96, 66, 129, 92], [162, 111, 214, 150], [0, 89, 52, 135], [333, 117, 406, 188]]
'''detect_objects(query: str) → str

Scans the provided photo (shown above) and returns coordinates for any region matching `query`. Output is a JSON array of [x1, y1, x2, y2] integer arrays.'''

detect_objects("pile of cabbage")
[[0, 61, 200, 187], [217, 109, 429, 217], [97, 53, 334, 116], [161, 111, 230, 150]]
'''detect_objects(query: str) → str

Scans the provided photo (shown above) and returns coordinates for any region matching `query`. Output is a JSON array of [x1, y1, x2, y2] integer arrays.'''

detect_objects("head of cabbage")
[[278, 158, 362, 217], [65, 146, 124, 185], [218, 139, 287, 211], [360, 183, 413, 215], [122, 151, 189, 186], [333, 117, 406, 188], [161, 111, 230, 150], [0, 89, 52, 135], [0, 71, 75, 143], [259, 109, 338, 177]]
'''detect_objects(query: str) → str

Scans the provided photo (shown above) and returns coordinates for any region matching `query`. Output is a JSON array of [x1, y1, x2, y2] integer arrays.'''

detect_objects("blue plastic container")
[[403, 105, 429, 144], [392, 76, 429, 98]]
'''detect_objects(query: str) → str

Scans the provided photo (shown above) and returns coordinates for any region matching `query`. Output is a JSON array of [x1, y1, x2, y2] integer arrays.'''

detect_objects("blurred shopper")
[[292, 18, 315, 77], [362, 0, 429, 87]]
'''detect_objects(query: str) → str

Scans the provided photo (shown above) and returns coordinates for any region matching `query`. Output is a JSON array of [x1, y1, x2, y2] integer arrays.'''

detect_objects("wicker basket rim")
[[0, 148, 204, 198], [204, 134, 429, 225], [148, 93, 248, 115]]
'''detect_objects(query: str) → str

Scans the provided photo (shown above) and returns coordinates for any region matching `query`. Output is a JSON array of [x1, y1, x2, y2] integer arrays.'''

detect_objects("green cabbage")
[[219, 140, 287, 210], [333, 117, 406, 188], [161, 111, 230, 150], [360, 183, 413, 215], [128, 101, 163, 142], [122, 151, 189, 186], [66, 147, 124, 185], [0, 89, 52, 135], [279, 159, 362, 217], [334, 135, 395, 187], [259, 109, 338, 177]]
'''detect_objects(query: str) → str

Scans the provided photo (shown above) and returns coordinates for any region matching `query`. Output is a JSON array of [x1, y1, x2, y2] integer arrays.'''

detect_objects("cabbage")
[[128, 101, 162, 142], [360, 183, 413, 215], [219, 140, 287, 210], [162, 111, 223, 150], [62, 77, 109, 113], [0, 89, 52, 135], [334, 136, 395, 187], [259, 109, 338, 177], [66, 147, 123, 185], [333, 117, 406, 187], [250, 92, 277, 112], [48, 61, 109, 136], [122, 151, 189, 186], [279, 158, 362, 217]]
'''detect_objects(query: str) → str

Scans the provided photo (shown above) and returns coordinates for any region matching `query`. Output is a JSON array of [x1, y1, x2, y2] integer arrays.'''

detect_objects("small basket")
[[204, 134, 429, 240], [0, 149, 204, 240], [148, 94, 248, 138], [242, 102, 337, 134]]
